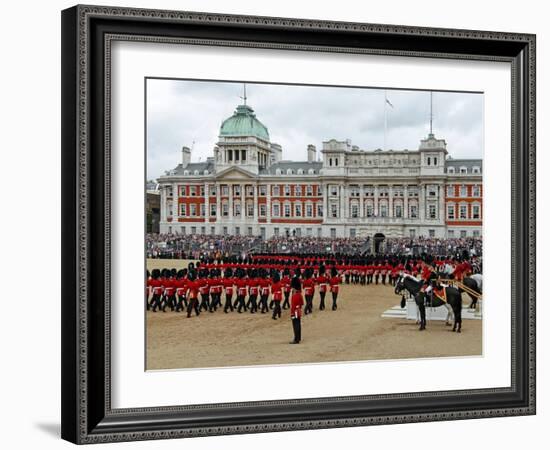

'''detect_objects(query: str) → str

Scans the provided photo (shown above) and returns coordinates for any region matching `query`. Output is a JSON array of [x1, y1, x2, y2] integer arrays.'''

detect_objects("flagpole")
[[384, 90, 387, 151]]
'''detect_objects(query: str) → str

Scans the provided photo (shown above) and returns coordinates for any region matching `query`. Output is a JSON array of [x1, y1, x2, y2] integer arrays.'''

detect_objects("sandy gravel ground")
[[146, 259, 482, 370]]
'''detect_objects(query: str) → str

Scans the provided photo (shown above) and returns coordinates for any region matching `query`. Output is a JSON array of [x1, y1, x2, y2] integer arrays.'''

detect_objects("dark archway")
[[373, 233, 385, 254]]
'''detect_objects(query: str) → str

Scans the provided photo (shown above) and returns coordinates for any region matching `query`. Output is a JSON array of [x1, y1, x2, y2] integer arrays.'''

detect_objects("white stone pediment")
[[215, 166, 257, 180]]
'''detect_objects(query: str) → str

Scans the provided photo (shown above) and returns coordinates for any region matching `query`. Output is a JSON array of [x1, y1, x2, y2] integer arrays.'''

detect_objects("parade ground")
[[146, 259, 482, 370]]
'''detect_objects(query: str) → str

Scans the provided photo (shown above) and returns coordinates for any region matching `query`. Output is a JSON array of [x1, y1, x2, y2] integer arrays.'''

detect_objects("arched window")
[[448, 167, 455, 174], [183, 170, 189, 176], [297, 168, 304, 175], [203, 170, 209, 175], [308, 168, 315, 175], [276, 169, 282, 175], [329, 158, 333, 167], [194, 170, 199, 175], [427, 157, 431, 166], [287, 168, 293, 175]]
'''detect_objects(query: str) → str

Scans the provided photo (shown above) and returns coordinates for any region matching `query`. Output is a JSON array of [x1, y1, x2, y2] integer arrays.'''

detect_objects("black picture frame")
[[61, 4, 536, 444]]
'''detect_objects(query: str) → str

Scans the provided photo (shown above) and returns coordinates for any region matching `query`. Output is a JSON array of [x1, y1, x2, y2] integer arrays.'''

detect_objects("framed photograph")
[[61, 5, 536, 444]]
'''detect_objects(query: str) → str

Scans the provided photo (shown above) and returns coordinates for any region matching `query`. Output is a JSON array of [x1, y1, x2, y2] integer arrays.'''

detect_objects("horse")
[[460, 274, 482, 309], [394, 274, 463, 332]]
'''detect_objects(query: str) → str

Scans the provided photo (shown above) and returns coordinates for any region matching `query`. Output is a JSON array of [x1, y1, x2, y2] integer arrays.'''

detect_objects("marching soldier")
[[289, 276, 304, 344]]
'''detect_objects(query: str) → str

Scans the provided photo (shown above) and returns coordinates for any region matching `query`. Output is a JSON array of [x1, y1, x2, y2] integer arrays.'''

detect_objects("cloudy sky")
[[146, 79, 483, 180]]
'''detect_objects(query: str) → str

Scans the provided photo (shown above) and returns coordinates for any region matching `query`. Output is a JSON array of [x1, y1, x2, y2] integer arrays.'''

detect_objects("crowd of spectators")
[[146, 233, 482, 260]]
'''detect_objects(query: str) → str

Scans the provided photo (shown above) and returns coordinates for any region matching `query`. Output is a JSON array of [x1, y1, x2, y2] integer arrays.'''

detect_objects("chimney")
[[307, 144, 316, 163], [181, 146, 191, 167]]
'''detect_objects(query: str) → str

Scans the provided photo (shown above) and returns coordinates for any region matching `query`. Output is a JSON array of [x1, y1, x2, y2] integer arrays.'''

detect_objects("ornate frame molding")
[[61, 5, 535, 444]]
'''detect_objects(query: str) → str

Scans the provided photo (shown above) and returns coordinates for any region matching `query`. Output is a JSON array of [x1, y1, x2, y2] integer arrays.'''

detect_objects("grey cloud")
[[146, 79, 482, 179]]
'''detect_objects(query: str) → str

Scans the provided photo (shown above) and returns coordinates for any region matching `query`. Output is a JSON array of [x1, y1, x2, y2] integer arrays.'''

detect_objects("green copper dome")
[[219, 104, 270, 141]]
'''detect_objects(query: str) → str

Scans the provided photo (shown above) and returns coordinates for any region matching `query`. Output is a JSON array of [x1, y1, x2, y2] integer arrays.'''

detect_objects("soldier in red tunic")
[[235, 270, 248, 313], [316, 265, 328, 311], [175, 269, 188, 312], [303, 268, 315, 315], [186, 270, 201, 318], [281, 269, 292, 310], [223, 268, 235, 313], [147, 269, 163, 312], [330, 267, 341, 311], [270, 271, 283, 320], [289, 276, 304, 344], [258, 269, 271, 314]]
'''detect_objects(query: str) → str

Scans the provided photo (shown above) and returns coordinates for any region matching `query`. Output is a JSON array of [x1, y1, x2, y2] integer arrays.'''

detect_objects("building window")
[[273, 185, 280, 196], [295, 203, 302, 217], [428, 204, 437, 219], [259, 204, 266, 217], [211, 226, 215, 235], [409, 229, 416, 238], [366, 203, 374, 217], [235, 226, 240, 235], [447, 205, 455, 219], [191, 226, 196, 234], [330, 228, 336, 238], [234, 203, 241, 217], [306, 185, 313, 196], [350, 186, 360, 197], [247, 202, 254, 217], [350, 228, 356, 238], [410, 205, 418, 218], [447, 185, 454, 197], [221, 185, 229, 196], [330, 204, 338, 218], [306, 228, 312, 236], [273, 203, 280, 217], [234, 185, 241, 196], [460, 205, 467, 219], [223, 226, 228, 235], [306, 203, 313, 217], [434, 157, 438, 166], [473, 230, 480, 237], [472, 167, 480, 174], [460, 167, 467, 174], [259, 185, 266, 196], [210, 185, 216, 196], [181, 226, 186, 234], [210, 203, 216, 216], [448, 230, 455, 238], [179, 186, 186, 196], [200, 186, 205, 196], [201, 226, 206, 235], [472, 185, 480, 197], [351, 203, 359, 218], [222, 203, 229, 217], [395, 204, 403, 218], [180, 204, 187, 217], [448, 167, 455, 174], [460, 185, 467, 197], [200, 204, 205, 217], [241, 150, 246, 162], [472, 205, 480, 219], [284, 185, 290, 196], [295, 185, 302, 196], [228, 150, 233, 161], [380, 204, 388, 217], [429, 229, 435, 237], [317, 204, 323, 217], [274, 227, 279, 236], [330, 185, 338, 196], [247, 227, 253, 236], [317, 228, 322, 237], [190, 204, 197, 216], [428, 186, 437, 197], [190, 186, 197, 196], [247, 185, 254, 196], [334, 158, 339, 166], [460, 230, 467, 238], [284, 203, 291, 218]]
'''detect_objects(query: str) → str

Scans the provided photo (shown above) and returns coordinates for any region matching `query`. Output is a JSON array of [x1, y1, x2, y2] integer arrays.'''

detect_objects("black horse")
[[460, 274, 482, 309], [395, 274, 463, 332]]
